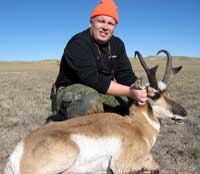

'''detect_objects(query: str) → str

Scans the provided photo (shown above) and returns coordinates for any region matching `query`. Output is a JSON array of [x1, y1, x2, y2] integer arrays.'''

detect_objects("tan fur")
[[5, 50, 186, 174], [16, 103, 160, 174]]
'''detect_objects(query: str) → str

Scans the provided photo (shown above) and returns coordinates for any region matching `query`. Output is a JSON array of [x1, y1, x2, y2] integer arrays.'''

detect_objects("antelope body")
[[4, 50, 187, 174]]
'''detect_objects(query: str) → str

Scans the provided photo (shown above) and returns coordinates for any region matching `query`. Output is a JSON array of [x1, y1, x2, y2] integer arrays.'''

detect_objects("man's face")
[[90, 15, 116, 44]]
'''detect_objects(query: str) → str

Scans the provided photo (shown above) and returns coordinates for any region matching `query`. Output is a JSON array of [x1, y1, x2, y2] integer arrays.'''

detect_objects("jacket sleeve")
[[64, 37, 112, 94], [114, 39, 138, 86]]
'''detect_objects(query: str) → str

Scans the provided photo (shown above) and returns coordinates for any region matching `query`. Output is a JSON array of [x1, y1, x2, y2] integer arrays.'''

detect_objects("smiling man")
[[49, 0, 147, 121]]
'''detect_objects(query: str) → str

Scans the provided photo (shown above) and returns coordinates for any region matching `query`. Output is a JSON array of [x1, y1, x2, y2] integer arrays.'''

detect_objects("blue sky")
[[0, 0, 200, 61]]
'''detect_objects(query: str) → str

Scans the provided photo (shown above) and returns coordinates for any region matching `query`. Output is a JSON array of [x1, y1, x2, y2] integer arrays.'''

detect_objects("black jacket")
[[55, 29, 137, 94]]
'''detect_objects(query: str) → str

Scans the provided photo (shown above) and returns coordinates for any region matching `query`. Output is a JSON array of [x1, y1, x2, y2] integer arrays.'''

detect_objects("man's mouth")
[[99, 31, 108, 37]]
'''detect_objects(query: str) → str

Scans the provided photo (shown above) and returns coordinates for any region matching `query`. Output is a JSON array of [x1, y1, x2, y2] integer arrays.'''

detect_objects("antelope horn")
[[157, 49, 182, 85], [135, 51, 159, 89]]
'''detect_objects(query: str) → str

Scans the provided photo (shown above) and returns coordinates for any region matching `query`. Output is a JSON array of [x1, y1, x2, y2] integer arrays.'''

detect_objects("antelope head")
[[135, 50, 187, 123]]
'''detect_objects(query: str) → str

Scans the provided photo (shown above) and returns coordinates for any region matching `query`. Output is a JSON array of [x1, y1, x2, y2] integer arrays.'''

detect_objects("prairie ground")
[[0, 57, 200, 173]]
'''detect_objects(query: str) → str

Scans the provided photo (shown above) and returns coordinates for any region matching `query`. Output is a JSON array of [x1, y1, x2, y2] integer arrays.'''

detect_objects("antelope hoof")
[[142, 167, 160, 174]]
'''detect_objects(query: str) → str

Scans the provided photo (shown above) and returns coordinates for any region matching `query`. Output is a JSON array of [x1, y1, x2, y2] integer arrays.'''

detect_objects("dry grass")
[[0, 57, 200, 174]]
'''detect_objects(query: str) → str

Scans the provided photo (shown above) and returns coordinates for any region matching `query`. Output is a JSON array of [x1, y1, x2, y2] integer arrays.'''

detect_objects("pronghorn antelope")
[[4, 50, 187, 174]]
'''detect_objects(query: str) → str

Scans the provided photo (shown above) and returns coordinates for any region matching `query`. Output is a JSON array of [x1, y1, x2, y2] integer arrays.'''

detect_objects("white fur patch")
[[4, 141, 24, 174], [142, 111, 160, 132], [158, 81, 167, 91], [152, 106, 186, 122], [69, 134, 121, 173], [152, 105, 174, 119], [143, 135, 157, 151], [152, 136, 157, 147]]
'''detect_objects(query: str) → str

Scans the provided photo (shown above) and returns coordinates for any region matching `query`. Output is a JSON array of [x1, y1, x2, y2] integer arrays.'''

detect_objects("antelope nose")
[[182, 108, 187, 117], [172, 102, 187, 117]]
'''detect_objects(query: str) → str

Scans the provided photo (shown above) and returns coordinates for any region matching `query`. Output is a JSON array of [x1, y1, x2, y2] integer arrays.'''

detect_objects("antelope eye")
[[151, 93, 161, 100]]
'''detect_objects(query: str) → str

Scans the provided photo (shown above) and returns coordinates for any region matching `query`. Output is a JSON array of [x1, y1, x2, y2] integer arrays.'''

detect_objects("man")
[[49, 0, 147, 121]]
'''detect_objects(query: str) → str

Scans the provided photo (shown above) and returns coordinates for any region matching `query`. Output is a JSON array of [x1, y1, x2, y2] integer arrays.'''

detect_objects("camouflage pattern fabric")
[[54, 84, 133, 119]]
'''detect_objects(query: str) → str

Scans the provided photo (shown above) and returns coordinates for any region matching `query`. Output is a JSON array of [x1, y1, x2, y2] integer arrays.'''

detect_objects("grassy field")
[[0, 57, 200, 173]]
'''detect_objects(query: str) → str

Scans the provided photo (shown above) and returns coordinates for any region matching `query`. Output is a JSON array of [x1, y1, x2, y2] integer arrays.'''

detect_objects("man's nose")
[[102, 23, 109, 30]]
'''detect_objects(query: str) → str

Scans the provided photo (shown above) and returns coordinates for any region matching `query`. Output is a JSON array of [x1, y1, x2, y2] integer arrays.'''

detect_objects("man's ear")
[[89, 19, 92, 28]]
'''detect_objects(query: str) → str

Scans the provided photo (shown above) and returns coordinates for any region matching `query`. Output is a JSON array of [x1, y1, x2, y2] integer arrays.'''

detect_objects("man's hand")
[[106, 80, 147, 105], [129, 87, 147, 106], [129, 79, 148, 106]]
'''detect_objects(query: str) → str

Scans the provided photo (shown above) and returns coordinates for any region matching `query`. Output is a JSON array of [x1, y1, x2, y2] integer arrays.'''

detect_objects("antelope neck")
[[142, 111, 160, 132]]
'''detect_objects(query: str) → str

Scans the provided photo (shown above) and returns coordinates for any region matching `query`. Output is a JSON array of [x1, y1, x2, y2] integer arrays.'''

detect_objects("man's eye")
[[98, 20, 105, 23], [108, 22, 115, 26]]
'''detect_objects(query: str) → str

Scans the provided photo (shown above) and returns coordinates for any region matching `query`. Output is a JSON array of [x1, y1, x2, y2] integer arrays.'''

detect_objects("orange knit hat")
[[90, 0, 119, 23]]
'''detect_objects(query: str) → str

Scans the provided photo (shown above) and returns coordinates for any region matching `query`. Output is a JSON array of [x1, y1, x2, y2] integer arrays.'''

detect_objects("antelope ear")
[[164, 66, 183, 87], [172, 66, 182, 75], [150, 65, 159, 75]]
